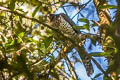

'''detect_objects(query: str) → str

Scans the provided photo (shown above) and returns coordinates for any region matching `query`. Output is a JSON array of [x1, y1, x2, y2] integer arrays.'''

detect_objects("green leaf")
[[50, 69, 59, 79], [89, 52, 112, 57], [5, 40, 15, 49], [9, 0, 16, 10], [83, 24, 89, 31], [28, 38, 38, 44], [16, 21, 25, 34], [79, 18, 89, 24], [18, 32, 25, 38], [73, 25, 90, 31], [73, 26, 85, 30], [43, 36, 53, 48], [99, 5, 117, 9], [17, 38, 22, 43], [9, 40, 15, 46], [114, 48, 118, 53], [1, 35, 5, 42], [79, 18, 90, 30], [32, 5, 40, 17]]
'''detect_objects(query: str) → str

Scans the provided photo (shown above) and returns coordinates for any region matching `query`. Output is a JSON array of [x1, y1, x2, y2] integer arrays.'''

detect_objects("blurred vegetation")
[[0, 0, 119, 80]]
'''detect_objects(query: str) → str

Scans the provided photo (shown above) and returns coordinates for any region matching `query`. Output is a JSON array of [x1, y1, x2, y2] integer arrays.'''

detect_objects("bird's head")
[[47, 14, 60, 22]]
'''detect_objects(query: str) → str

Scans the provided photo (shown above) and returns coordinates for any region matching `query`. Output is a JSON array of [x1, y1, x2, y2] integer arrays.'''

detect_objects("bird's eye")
[[48, 14, 60, 21], [48, 14, 56, 21]]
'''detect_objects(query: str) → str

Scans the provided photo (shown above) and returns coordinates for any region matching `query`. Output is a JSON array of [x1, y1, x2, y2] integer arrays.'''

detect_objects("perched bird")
[[48, 13, 79, 39], [47, 13, 94, 76]]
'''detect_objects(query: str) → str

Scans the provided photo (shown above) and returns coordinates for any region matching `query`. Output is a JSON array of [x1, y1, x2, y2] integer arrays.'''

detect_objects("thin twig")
[[72, 0, 91, 19], [91, 58, 105, 74], [64, 59, 72, 77], [1, 44, 7, 59], [1, 71, 5, 80], [56, 66, 69, 79], [64, 54, 79, 80]]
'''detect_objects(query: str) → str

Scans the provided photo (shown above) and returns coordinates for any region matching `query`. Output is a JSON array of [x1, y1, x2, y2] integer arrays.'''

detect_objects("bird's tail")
[[82, 56, 94, 76], [76, 47, 94, 76]]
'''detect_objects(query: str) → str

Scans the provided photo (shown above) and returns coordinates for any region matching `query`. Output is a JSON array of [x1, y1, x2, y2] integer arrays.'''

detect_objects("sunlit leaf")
[[18, 32, 25, 38], [17, 38, 22, 43], [83, 24, 89, 31], [89, 52, 112, 57], [28, 37, 38, 43], [5, 40, 15, 49], [73, 26, 85, 30], [9, 40, 15, 46], [99, 5, 117, 9]]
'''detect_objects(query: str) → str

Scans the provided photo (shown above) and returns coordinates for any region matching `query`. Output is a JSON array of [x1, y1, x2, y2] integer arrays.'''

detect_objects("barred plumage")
[[48, 13, 78, 39], [47, 13, 94, 76]]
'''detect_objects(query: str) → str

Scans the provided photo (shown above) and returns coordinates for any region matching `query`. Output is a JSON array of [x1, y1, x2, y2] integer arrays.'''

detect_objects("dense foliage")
[[0, 0, 120, 80]]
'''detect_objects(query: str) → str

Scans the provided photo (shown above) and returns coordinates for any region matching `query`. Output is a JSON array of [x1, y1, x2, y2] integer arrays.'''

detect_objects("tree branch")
[[64, 54, 79, 80], [93, 0, 111, 27], [0, 6, 56, 31]]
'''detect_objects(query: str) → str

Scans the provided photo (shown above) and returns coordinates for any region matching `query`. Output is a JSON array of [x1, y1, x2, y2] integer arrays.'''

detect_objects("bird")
[[47, 13, 94, 76]]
